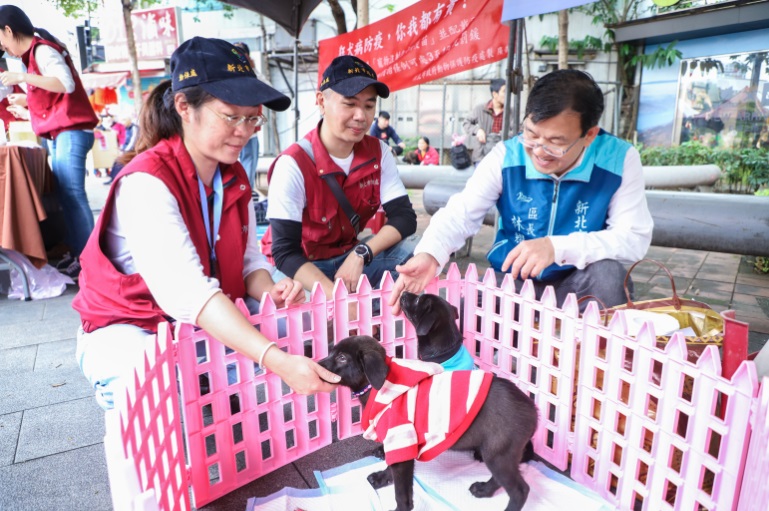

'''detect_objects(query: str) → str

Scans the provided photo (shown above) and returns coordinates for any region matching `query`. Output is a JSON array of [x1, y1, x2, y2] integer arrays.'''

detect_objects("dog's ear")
[[361, 349, 389, 390], [415, 314, 437, 336], [450, 303, 459, 321]]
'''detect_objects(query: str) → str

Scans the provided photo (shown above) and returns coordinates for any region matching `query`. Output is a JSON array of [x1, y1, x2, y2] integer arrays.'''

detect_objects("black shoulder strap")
[[295, 138, 361, 235]]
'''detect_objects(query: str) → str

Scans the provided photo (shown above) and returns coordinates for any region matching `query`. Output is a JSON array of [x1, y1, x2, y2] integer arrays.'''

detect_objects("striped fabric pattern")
[[362, 357, 493, 465]]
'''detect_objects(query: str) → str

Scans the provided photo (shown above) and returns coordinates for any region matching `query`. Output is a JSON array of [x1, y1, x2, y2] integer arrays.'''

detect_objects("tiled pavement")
[[1, 178, 768, 510]]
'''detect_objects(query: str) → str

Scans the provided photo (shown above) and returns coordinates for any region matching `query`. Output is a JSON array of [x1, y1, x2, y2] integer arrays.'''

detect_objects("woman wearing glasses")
[[389, 69, 653, 314], [72, 38, 340, 410]]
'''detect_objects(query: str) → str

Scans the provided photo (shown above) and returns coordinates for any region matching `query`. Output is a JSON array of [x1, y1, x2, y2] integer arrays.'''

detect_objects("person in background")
[[262, 55, 418, 300], [389, 69, 653, 315], [71, 37, 340, 410], [414, 136, 439, 165], [233, 42, 263, 191], [369, 110, 406, 157], [0, 5, 98, 280], [463, 78, 514, 167], [103, 114, 140, 185]]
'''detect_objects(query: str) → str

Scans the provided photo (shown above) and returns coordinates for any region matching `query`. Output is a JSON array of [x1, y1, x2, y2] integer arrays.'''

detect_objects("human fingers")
[[388, 275, 407, 312], [280, 278, 305, 306]]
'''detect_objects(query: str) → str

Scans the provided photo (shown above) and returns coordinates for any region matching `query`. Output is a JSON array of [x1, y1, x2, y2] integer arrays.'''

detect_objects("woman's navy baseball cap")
[[320, 55, 389, 98], [171, 37, 291, 111]]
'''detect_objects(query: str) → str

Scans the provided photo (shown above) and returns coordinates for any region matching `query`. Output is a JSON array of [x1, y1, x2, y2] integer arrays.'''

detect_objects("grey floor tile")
[[734, 283, 769, 299], [0, 366, 93, 415], [0, 316, 80, 350], [0, 412, 21, 467], [0, 345, 36, 373], [0, 443, 111, 511], [0, 299, 45, 326], [34, 338, 78, 372], [15, 397, 104, 463], [736, 273, 769, 288]]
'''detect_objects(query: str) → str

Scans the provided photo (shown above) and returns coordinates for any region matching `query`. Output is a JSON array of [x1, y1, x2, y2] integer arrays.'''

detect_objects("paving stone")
[[0, 365, 93, 415], [15, 397, 104, 463], [0, 443, 111, 511], [0, 345, 36, 374], [0, 412, 21, 467], [0, 316, 79, 349], [734, 283, 769, 299], [736, 273, 769, 288], [0, 298, 45, 325], [33, 338, 78, 372]]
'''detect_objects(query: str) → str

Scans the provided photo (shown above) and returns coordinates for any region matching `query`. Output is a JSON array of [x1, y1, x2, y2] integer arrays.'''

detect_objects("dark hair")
[[524, 69, 604, 135], [119, 80, 212, 165], [419, 136, 430, 146], [378, 111, 390, 120], [0, 5, 68, 50], [490, 79, 506, 94]]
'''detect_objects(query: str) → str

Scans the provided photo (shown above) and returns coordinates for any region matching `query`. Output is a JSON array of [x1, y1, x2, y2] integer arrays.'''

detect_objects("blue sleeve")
[[388, 127, 402, 145], [369, 123, 378, 137]]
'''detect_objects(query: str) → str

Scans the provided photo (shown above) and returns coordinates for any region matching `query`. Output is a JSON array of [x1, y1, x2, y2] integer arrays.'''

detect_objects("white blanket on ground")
[[246, 452, 612, 511]]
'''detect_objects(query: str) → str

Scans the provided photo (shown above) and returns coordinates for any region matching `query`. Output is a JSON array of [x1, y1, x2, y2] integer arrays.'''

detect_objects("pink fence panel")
[[458, 265, 581, 471], [175, 290, 334, 508], [571, 306, 759, 511], [737, 377, 769, 511], [104, 323, 190, 511]]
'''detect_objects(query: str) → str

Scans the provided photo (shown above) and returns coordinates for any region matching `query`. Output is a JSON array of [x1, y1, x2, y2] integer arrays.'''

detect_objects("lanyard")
[[198, 167, 223, 266]]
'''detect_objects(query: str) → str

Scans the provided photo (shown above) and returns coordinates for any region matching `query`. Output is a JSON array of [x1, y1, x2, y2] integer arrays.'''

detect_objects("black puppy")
[[319, 335, 538, 511], [399, 291, 474, 370]]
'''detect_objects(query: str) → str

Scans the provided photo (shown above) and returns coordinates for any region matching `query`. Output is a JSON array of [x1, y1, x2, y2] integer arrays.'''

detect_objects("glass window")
[[674, 51, 769, 149]]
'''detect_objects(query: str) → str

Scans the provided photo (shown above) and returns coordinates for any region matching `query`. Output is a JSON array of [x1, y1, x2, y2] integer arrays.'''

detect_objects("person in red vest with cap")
[[262, 55, 418, 301], [0, 5, 99, 280], [70, 37, 341, 410]]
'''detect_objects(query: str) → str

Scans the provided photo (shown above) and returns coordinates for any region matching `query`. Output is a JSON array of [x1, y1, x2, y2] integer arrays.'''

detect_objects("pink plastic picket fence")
[[103, 263, 769, 511]]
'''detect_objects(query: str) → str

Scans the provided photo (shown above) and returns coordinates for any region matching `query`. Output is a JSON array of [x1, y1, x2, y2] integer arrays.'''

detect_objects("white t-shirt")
[[267, 139, 408, 222], [31, 43, 76, 94]]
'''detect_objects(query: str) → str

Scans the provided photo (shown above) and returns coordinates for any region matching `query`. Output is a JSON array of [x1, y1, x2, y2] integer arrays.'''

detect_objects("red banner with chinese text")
[[102, 7, 180, 63], [318, 0, 509, 93]]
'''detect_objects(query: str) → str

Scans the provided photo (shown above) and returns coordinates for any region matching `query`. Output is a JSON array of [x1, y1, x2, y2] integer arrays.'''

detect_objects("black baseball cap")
[[171, 37, 291, 111], [320, 55, 389, 98]]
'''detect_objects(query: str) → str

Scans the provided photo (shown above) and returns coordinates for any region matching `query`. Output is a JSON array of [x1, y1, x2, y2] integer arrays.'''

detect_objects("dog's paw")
[[370, 444, 385, 459], [367, 469, 393, 489], [469, 480, 498, 498]]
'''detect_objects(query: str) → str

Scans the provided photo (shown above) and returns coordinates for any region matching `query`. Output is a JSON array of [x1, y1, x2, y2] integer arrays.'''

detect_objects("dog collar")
[[352, 384, 372, 398]]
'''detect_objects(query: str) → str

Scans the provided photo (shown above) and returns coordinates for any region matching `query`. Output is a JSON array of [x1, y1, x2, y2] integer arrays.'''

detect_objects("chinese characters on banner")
[[102, 7, 179, 63], [318, 0, 509, 93]]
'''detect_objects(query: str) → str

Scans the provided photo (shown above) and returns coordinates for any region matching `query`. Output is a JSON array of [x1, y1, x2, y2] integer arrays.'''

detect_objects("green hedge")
[[638, 142, 769, 193]]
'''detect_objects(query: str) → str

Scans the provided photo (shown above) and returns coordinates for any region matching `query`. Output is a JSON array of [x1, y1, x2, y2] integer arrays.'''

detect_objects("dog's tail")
[[521, 440, 536, 463]]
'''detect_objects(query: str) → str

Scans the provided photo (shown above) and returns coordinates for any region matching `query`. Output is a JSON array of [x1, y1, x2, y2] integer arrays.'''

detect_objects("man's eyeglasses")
[[518, 128, 584, 158], [205, 106, 265, 128]]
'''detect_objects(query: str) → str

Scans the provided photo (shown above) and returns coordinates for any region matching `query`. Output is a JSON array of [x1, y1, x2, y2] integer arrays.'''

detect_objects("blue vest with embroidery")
[[487, 130, 630, 282]]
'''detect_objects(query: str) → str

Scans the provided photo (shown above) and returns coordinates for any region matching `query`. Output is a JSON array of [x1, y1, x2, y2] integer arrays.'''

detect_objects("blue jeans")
[[48, 130, 95, 256], [239, 136, 259, 190], [314, 234, 421, 289]]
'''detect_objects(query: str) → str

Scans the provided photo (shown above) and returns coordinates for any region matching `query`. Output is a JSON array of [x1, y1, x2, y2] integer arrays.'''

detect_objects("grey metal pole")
[[502, 19, 524, 141], [294, 38, 299, 142]]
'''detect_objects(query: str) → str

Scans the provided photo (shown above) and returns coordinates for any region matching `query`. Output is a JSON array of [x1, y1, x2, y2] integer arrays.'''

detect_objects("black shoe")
[[59, 258, 81, 282], [55, 252, 74, 271]]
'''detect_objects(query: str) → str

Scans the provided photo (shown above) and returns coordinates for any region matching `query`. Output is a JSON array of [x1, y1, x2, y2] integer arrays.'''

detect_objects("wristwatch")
[[353, 243, 373, 266]]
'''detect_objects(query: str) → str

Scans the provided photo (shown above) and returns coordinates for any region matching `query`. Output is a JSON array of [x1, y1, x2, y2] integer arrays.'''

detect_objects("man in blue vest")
[[389, 69, 654, 313]]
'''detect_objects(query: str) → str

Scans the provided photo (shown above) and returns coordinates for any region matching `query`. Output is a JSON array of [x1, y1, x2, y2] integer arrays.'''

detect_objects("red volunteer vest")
[[22, 36, 98, 139], [72, 135, 252, 333], [261, 122, 382, 263]]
